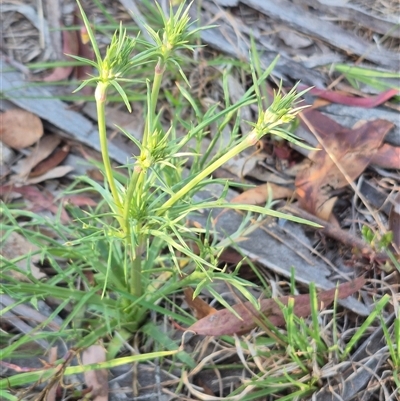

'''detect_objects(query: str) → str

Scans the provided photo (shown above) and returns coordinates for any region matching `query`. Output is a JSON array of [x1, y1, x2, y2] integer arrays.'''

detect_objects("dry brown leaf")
[[215, 182, 293, 224], [25, 165, 73, 185], [43, 11, 94, 87], [14, 135, 61, 179], [307, 87, 398, 108], [370, 143, 400, 169], [194, 378, 216, 396], [184, 287, 217, 319], [0, 185, 70, 223], [0, 109, 43, 149], [74, 13, 95, 87], [62, 194, 97, 208], [43, 30, 77, 82], [82, 345, 108, 401], [0, 231, 46, 280], [296, 109, 394, 220], [231, 182, 293, 205], [188, 278, 365, 336], [30, 144, 70, 177]]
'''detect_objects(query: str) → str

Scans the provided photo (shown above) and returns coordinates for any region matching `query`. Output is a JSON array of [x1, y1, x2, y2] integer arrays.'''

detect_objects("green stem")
[[123, 60, 167, 298], [95, 81, 124, 228], [130, 244, 143, 298], [151, 60, 165, 114], [142, 58, 166, 149], [123, 59, 166, 233], [123, 168, 142, 233], [157, 129, 258, 215], [124, 169, 146, 298], [126, 271, 206, 327]]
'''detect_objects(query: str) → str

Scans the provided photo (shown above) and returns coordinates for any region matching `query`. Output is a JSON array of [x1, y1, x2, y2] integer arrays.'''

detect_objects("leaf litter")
[[0, 108, 43, 149], [188, 278, 366, 336], [295, 109, 395, 221], [12, 135, 62, 179]]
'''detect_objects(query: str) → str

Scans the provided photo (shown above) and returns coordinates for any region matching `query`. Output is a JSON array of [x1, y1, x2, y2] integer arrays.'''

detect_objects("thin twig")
[[282, 204, 388, 263]]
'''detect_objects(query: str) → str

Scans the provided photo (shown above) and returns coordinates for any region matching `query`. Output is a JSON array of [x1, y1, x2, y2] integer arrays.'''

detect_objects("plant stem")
[[123, 168, 141, 233], [157, 130, 258, 214], [123, 59, 166, 298], [120, 61, 166, 300], [126, 170, 146, 298], [130, 244, 143, 297], [95, 81, 124, 228], [123, 58, 166, 233], [142, 59, 165, 149]]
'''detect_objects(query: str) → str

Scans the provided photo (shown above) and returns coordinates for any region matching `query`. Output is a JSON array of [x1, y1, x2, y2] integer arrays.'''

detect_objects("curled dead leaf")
[[30, 144, 70, 177], [231, 182, 293, 205], [0, 231, 46, 280], [216, 182, 293, 224], [184, 287, 217, 319], [25, 165, 74, 185], [0, 109, 43, 149], [305, 87, 398, 108], [82, 345, 108, 401], [296, 109, 394, 220], [188, 278, 366, 336], [14, 135, 61, 179], [370, 143, 400, 170], [43, 30, 77, 82], [0, 185, 70, 223]]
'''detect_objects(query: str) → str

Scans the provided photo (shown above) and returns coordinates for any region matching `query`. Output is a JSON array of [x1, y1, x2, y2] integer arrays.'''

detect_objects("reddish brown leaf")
[[0, 185, 69, 223], [62, 194, 97, 207], [231, 182, 293, 206], [15, 135, 61, 179], [370, 143, 400, 169], [43, 12, 93, 90], [305, 86, 398, 108], [30, 144, 70, 177], [219, 247, 248, 265], [188, 278, 365, 336], [194, 378, 215, 396], [82, 345, 108, 401], [184, 287, 217, 320], [43, 30, 78, 82], [25, 165, 74, 185], [296, 109, 394, 220], [274, 143, 293, 160], [0, 109, 43, 149], [74, 13, 94, 95], [87, 169, 104, 181]]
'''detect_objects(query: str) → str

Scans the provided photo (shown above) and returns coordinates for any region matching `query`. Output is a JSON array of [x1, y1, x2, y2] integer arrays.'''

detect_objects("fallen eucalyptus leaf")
[[188, 278, 366, 336]]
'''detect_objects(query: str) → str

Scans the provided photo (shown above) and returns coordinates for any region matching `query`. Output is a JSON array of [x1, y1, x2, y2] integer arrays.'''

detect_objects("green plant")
[[0, 2, 319, 398], [333, 63, 400, 94], [2, 2, 399, 400], [362, 225, 400, 273], [68, 0, 313, 328], [382, 313, 400, 392]]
